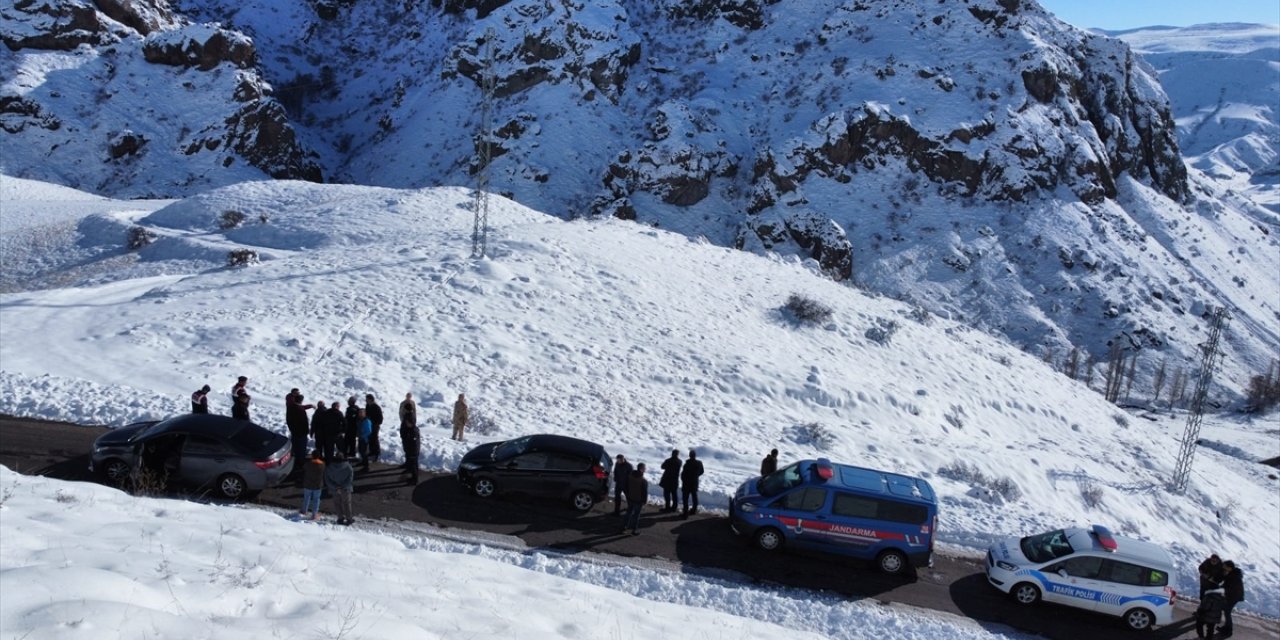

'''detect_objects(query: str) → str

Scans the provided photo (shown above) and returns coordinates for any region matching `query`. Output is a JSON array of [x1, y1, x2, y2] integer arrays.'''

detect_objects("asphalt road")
[[1, 415, 1275, 640]]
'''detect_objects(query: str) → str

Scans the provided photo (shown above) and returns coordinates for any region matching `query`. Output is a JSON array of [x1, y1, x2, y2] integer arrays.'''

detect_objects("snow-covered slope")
[[1, 177, 1276, 616], [3, 1, 1278, 402], [1105, 23, 1280, 213]]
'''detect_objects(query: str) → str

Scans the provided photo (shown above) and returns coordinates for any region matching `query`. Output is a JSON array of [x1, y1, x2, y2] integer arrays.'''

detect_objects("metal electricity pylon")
[[1170, 306, 1229, 494], [470, 27, 497, 259]]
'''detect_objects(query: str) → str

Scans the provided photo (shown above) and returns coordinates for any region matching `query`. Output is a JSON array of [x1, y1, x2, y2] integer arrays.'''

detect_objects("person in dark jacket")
[[1200, 553, 1225, 597], [1220, 560, 1245, 638], [299, 450, 325, 520], [313, 401, 345, 462], [230, 376, 248, 407], [622, 463, 648, 535], [681, 449, 704, 518], [343, 397, 360, 457], [611, 455, 632, 516], [399, 392, 420, 484], [288, 391, 315, 470], [1196, 587, 1227, 640], [191, 385, 211, 414], [231, 388, 251, 421], [760, 448, 779, 476], [659, 449, 681, 512], [324, 452, 355, 525], [364, 394, 383, 462]]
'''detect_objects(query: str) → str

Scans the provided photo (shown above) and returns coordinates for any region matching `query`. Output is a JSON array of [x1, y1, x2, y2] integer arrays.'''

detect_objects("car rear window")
[[227, 424, 286, 455]]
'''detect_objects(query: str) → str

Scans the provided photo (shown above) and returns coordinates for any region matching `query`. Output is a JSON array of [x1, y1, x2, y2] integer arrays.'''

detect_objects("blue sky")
[[1037, 0, 1280, 30]]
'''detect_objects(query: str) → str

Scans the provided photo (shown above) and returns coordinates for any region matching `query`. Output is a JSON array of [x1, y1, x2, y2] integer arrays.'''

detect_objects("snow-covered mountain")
[[2, 0, 1278, 398], [1, 176, 1277, 618], [1104, 23, 1280, 214]]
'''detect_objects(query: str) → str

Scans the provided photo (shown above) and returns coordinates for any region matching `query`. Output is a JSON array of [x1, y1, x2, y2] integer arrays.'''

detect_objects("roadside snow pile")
[[0, 467, 1029, 639], [1, 178, 1277, 616]]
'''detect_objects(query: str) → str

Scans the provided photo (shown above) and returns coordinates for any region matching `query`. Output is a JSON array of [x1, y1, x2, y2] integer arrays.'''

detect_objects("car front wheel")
[[1011, 582, 1041, 605], [216, 473, 248, 500], [101, 459, 131, 485], [473, 477, 496, 498], [1123, 608, 1154, 631], [571, 490, 596, 511], [755, 527, 784, 551]]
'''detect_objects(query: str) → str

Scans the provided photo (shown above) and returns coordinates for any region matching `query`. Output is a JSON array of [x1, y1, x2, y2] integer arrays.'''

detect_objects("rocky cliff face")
[[1, 0, 320, 194], [4, 0, 1274, 377]]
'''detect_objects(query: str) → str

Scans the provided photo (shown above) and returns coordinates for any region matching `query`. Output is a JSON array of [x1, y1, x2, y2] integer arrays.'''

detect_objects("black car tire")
[[1011, 582, 1042, 605], [101, 458, 131, 485], [472, 477, 497, 499], [876, 549, 908, 575], [570, 490, 595, 511], [1123, 607, 1155, 631], [216, 473, 248, 500], [754, 527, 784, 552]]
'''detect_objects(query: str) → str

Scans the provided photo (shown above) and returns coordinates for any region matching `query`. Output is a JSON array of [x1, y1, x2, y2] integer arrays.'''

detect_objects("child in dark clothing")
[[1196, 588, 1226, 640]]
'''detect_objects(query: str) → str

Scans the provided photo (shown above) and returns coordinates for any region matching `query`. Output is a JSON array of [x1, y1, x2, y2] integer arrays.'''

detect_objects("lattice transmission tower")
[[470, 27, 497, 258], [1170, 306, 1229, 494]]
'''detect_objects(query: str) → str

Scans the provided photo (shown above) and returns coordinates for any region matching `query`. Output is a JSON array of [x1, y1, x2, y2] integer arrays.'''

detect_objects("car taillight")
[[254, 459, 279, 469], [592, 464, 606, 479], [1165, 587, 1177, 603]]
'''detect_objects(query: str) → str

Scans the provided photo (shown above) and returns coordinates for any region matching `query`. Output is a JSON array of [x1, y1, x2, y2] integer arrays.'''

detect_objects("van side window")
[[779, 487, 827, 512], [1146, 569, 1168, 587], [832, 493, 877, 519], [1101, 560, 1146, 586], [1062, 556, 1103, 578]]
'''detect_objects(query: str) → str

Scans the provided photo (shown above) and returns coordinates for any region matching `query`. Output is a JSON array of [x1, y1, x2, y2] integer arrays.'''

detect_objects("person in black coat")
[[231, 389, 251, 421], [1199, 553, 1225, 597], [399, 392, 420, 484], [611, 455, 632, 516], [364, 394, 383, 462], [622, 463, 648, 535], [315, 401, 346, 462], [191, 385, 211, 414], [659, 449, 681, 512], [1220, 560, 1245, 638], [343, 397, 360, 457], [680, 449, 704, 518], [1196, 587, 1226, 640], [288, 390, 315, 468], [760, 448, 779, 476]]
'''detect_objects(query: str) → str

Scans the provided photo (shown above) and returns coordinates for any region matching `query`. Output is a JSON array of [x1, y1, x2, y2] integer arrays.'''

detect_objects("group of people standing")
[[611, 448, 706, 535], [1196, 553, 1247, 639]]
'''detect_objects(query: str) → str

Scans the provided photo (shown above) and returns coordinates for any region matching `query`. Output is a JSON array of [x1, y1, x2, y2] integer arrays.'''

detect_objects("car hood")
[[94, 422, 156, 447], [735, 477, 761, 500], [460, 441, 501, 464], [989, 536, 1033, 566]]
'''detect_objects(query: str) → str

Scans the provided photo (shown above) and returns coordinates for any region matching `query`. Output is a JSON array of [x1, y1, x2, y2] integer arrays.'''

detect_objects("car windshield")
[[1020, 529, 1075, 564], [758, 462, 805, 498], [494, 436, 532, 461]]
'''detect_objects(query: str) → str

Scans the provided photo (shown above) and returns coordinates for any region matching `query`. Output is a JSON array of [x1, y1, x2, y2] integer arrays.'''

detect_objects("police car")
[[985, 525, 1177, 631]]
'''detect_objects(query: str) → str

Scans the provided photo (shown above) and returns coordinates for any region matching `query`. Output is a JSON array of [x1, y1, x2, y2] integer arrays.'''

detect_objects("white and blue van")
[[729, 459, 937, 574], [985, 525, 1177, 631]]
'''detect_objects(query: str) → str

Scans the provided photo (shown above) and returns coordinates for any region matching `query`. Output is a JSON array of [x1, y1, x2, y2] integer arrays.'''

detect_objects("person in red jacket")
[[191, 385, 211, 414]]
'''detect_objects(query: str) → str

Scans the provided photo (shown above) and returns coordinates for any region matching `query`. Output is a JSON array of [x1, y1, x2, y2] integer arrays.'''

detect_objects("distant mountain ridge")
[[2, 0, 1277, 391], [1102, 22, 1280, 214]]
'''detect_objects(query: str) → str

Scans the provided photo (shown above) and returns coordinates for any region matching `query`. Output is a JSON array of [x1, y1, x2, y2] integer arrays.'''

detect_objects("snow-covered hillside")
[[5, 0, 1278, 394], [1, 176, 1276, 618], [1105, 23, 1280, 213]]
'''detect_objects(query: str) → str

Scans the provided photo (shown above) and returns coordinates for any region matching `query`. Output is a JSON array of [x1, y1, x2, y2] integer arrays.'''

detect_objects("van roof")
[[1065, 527, 1174, 570], [804, 459, 937, 504]]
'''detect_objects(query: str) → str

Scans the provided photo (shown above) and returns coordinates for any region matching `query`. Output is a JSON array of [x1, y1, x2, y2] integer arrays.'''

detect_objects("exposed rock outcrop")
[[143, 24, 256, 70], [1, 0, 122, 50]]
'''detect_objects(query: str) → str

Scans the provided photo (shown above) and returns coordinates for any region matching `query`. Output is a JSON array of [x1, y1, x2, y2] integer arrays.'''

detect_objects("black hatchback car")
[[90, 414, 294, 499], [457, 434, 611, 511]]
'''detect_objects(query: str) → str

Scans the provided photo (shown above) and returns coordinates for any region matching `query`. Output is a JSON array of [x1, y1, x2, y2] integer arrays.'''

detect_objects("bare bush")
[[785, 422, 835, 451], [1080, 480, 1104, 508], [227, 249, 259, 267], [783, 293, 833, 326], [865, 318, 900, 345], [938, 460, 1021, 502], [218, 210, 247, 230], [127, 226, 157, 250], [1245, 359, 1280, 413]]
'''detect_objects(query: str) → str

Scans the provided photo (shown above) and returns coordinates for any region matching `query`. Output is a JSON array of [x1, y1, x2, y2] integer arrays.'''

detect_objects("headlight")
[[738, 502, 757, 513], [996, 560, 1018, 572]]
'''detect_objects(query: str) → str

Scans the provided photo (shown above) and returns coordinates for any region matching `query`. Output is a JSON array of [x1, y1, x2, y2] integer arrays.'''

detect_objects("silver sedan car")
[[90, 414, 294, 499]]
